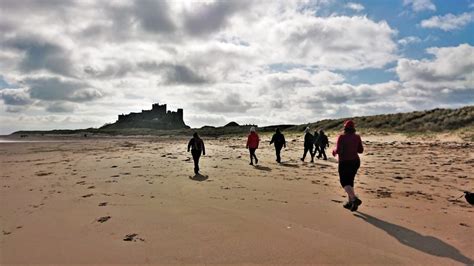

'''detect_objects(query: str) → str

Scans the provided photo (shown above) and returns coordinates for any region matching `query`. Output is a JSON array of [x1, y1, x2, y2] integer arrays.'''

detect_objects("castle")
[[103, 103, 189, 130]]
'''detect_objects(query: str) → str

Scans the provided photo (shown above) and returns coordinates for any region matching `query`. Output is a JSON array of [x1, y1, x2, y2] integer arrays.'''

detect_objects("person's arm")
[[201, 140, 206, 155], [332, 135, 342, 157], [270, 135, 275, 145], [357, 136, 364, 154], [187, 139, 193, 152], [283, 135, 286, 148], [246, 135, 249, 149]]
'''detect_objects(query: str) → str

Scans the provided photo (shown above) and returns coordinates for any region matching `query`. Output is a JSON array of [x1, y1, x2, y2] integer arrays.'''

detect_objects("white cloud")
[[345, 2, 364, 12], [403, 0, 436, 12], [396, 44, 474, 92], [0, 0, 471, 134], [421, 12, 474, 31], [398, 36, 422, 46]]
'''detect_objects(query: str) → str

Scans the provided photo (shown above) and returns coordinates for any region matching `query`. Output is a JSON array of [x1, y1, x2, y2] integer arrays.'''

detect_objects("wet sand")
[[0, 134, 473, 264]]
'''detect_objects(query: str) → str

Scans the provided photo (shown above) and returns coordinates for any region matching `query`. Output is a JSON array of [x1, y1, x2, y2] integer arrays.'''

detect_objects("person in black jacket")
[[187, 132, 205, 174], [301, 127, 315, 163], [316, 129, 329, 160], [270, 128, 286, 163]]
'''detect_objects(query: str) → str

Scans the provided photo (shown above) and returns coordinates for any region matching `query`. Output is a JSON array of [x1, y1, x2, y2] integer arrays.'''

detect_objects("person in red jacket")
[[332, 120, 364, 211], [246, 126, 260, 165]]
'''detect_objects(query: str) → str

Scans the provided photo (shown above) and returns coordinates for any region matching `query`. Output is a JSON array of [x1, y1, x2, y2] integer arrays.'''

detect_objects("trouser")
[[249, 148, 258, 163], [317, 146, 327, 160], [191, 150, 201, 174], [313, 145, 320, 157], [275, 144, 283, 163], [302, 145, 314, 160], [338, 159, 360, 187]]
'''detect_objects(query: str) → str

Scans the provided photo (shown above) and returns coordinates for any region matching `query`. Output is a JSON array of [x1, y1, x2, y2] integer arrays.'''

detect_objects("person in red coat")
[[246, 126, 260, 165], [332, 120, 364, 211]]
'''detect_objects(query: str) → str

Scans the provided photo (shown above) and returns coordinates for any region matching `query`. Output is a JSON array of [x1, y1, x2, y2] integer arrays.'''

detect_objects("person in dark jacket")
[[187, 132, 205, 174], [316, 129, 329, 160], [246, 127, 260, 165], [270, 128, 286, 163], [332, 120, 364, 211], [301, 127, 315, 163]]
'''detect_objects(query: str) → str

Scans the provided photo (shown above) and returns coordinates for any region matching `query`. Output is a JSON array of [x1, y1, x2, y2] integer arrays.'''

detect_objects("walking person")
[[332, 120, 364, 211], [301, 127, 315, 163], [187, 132, 205, 175], [316, 129, 329, 160], [270, 128, 286, 163], [246, 127, 260, 165]]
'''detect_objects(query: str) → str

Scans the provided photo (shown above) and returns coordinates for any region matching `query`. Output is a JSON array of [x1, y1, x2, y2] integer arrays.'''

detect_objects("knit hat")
[[250, 126, 256, 132], [344, 120, 355, 129]]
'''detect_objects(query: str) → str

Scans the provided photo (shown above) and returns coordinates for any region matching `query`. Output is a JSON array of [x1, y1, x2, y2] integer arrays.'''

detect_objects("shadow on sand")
[[280, 162, 299, 168], [254, 165, 271, 171], [354, 212, 473, 265], [189, 173, 209, 182]]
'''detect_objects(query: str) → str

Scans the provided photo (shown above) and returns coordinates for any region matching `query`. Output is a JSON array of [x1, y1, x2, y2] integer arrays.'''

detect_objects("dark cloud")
[[0, 89, 33, 105], [138, 62, 209, 85], [23, 77, 102, 102], [133, 0, 176, 34], [184, 1, 249, 36], [194, 93, 254, 113], [3, 36, 74, 76]]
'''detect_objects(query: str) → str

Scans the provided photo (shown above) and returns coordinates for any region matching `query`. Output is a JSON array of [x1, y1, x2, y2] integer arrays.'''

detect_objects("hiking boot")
[[249, 162, 254, 165], [255, 158, 259, 164], [300, 158, 304, 162], [343, 201, 353, 209], [350, 197, 362, 212]]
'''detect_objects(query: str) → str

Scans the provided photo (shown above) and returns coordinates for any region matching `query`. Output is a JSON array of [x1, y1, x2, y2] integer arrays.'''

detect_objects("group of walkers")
[[188, 120, 364, 211], [301, 127, 329, 163]]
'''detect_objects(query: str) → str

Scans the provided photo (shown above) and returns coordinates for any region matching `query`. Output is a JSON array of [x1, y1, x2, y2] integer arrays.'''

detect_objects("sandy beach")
[[0, 134, 473, 265]]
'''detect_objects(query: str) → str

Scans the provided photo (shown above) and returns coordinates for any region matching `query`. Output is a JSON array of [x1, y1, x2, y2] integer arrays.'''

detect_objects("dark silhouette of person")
[[301, 127, 315, 162], [187, 132, 205, 174], [316, 129, 329, 160], [270, 128, 286, 163], [332, 120, 363, 211], [246, 127, 260, 165]]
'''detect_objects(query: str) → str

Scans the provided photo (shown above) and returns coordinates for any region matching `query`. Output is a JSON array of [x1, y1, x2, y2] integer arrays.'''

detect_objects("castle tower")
[[177, 108, 183, 121]]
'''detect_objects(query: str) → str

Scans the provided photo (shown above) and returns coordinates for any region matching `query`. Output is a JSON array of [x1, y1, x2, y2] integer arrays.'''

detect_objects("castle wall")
[[116, 103, 186, 128]]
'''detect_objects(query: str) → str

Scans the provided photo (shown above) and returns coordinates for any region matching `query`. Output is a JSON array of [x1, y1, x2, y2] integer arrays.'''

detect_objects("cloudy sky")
[[1, 0, 473, 134]]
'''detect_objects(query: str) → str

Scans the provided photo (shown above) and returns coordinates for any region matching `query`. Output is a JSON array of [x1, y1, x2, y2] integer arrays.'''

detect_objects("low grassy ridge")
[[11, 106, 474, 139]]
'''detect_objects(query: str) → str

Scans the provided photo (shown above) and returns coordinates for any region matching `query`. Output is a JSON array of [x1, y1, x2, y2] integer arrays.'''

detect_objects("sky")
[[0, 0, 473, 134]]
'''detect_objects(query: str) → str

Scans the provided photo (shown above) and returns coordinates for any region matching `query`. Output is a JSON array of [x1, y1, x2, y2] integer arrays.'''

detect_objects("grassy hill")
[[10, 106, 474, 139], [290, 106, 474, 133]]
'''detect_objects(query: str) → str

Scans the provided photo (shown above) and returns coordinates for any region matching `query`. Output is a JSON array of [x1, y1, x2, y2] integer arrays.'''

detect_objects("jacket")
[[188, 137, 205, 155], [270, 132, 286, 147], [333, 133, 363, 161], [246, 132, 260, 149]]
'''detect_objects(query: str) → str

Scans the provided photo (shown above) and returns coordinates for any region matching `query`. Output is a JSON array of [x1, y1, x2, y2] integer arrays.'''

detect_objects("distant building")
[[102, 103, 189, 130]]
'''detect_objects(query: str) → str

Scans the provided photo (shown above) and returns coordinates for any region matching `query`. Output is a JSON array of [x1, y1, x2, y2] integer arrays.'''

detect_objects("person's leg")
[[321, 147, 327, 160], [309, 146, 314, 162], [249, 148, 254, 165], [317, 145, 322, 158], [301, 147, 308, 161], [192, 151, 201, 174], [275, 146, 281, 163]]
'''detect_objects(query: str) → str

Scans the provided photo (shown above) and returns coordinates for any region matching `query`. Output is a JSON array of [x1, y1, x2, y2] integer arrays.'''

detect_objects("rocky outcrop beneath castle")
[[101, 103, 189, 130]]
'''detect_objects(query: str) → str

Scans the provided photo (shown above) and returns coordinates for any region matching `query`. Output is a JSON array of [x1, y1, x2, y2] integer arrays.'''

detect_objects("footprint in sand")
[[123, 233, 145, 242], [97, 216, 111, 223], [98, 202, 107, 206], [82, 193, 93, 198]]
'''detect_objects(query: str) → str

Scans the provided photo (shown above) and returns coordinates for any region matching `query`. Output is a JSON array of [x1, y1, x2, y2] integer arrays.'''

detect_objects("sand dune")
[[0, 135, 472, 264]]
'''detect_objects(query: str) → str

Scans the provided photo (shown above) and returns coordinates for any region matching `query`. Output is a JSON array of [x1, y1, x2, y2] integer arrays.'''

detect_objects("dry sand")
[[0, 134, 473, 265]]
